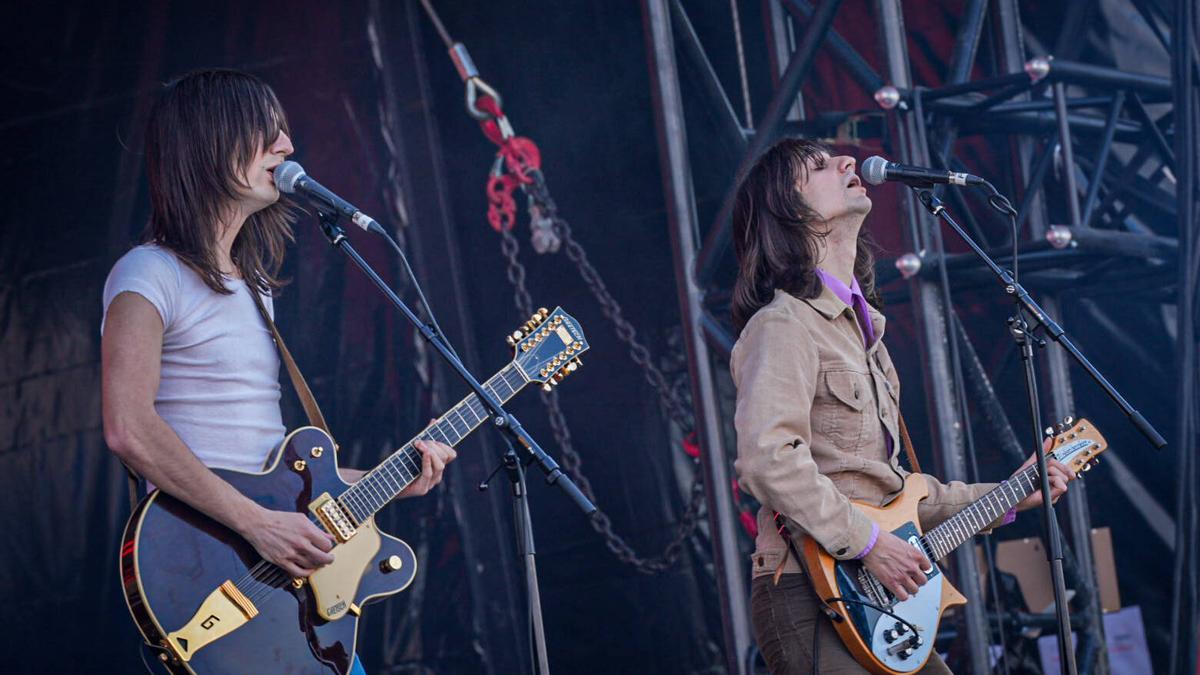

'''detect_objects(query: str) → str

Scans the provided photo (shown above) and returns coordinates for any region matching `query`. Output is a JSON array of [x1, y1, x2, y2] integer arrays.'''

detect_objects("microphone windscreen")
[[274, 160, 306, 194], [861, 156, 889, 186]]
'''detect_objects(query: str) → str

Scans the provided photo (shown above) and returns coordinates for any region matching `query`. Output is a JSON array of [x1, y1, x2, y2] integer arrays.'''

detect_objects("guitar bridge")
[[309, 492, 357, 543], [857, 567, 893, 608]]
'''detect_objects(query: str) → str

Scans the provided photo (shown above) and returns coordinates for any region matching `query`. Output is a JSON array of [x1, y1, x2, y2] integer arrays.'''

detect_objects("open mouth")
[[847, 175, 862, 188]]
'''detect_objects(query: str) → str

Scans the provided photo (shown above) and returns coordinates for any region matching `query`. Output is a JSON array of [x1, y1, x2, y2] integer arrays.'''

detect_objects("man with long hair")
[[730, 138, 1073, 673], [100, 69, 456, 673]]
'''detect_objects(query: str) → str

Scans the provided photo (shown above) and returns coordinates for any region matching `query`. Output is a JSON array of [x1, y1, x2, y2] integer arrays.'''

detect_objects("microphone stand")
[[313, 210, 595, 675], [911, 188, 1166, 675]]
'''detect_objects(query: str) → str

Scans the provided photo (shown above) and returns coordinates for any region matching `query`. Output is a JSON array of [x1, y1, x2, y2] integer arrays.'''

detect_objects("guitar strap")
[[898, 413, 922, 474], [249, 288, 332, 436], [770, 413, 922, 586]]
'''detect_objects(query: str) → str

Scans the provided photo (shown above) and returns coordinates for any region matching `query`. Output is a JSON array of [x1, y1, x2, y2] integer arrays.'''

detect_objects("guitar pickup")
[[309, 492, 357, 543]]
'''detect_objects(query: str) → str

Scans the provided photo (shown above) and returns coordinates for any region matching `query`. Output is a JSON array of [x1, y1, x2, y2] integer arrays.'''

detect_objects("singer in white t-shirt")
[[100, 71, 457, 665]]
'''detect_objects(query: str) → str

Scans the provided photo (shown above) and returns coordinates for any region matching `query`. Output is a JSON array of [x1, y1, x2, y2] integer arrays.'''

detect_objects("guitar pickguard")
[[309, 518, 382, 621], [835, 522, 942, 673]]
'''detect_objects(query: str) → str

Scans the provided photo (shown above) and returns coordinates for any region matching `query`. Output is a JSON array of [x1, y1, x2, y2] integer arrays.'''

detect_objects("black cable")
[[814, 594, 927, 672], [822, 596, 923, 641], [811, 605, 821, 673], [137, 640, 162, 674], [373, 226, 462, 363]]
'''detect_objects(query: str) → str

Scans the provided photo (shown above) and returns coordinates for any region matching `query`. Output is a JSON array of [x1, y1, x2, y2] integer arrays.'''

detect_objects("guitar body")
[[117, 307, 594, 673], [120, 427, 418, 674], [801, 474, 965, 675]]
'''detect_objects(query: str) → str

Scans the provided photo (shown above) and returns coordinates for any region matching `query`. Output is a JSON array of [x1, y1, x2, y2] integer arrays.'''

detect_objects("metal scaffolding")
[[642, 0, 1198, 672]]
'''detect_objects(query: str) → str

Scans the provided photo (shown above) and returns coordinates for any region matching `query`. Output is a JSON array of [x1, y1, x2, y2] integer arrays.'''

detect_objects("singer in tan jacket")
[[729, 138, 1073, 674]]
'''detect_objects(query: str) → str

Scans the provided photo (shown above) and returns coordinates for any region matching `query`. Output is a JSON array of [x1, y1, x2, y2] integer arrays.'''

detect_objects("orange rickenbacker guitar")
[[801, 417, 1108, 674], [120, 307, 588, 674]]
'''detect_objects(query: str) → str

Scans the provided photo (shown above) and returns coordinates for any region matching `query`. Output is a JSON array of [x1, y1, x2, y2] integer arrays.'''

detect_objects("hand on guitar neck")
[[1012, 437, 1074, 511]]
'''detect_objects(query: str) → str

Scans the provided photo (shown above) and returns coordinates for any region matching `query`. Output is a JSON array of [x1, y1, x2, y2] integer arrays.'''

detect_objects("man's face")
[[235, 130, 294, 214], [797, 151, 872, 226]]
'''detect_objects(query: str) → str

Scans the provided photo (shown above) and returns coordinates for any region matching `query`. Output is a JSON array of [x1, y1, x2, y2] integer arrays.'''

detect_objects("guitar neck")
[[921, 463, 1044, 562], [336, 363, 527, 522]]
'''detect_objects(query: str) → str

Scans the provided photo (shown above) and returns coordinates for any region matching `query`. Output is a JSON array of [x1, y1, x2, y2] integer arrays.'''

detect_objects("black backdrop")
[[0, 1, 1183, 673]]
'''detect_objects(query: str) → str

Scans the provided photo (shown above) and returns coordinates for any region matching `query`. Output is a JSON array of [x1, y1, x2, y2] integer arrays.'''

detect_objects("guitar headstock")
[[507, 307, 590, 391], [1047, 417, 1108, 476]]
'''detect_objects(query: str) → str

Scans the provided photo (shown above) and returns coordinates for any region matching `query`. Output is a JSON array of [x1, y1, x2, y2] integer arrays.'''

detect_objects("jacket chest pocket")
[[815, 370, 869, 452]]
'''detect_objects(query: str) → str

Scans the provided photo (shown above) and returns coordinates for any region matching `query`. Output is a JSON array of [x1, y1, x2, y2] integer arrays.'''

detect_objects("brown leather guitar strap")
[[250, 289, 332, 436], [898, 413, 922, 474]]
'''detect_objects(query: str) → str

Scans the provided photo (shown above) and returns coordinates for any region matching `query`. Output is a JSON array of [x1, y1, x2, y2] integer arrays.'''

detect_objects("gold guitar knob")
[[380, 555, 404, 573]]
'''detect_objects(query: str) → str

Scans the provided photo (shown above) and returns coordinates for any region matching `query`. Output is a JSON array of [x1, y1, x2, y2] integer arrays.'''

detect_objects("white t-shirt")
[[102, 244, 286, 472]]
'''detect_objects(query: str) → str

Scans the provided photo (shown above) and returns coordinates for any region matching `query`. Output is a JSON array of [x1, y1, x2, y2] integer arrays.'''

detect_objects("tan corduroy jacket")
[[732, 287, 997, 578]]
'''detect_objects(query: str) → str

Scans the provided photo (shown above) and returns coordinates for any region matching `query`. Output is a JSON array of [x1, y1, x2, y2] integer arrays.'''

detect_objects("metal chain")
[[526, 170, 695, 429], [495, 171, 708, 574]]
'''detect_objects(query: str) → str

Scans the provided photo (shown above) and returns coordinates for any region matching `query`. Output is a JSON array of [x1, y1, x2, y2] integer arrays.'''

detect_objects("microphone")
[[273, 161, 383, 233], [861, 155, 985, 188]]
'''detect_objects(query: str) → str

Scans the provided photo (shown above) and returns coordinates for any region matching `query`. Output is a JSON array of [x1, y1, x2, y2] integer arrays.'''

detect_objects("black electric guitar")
[[801, 417, 1108, 674], [120, 307, 588, 674]]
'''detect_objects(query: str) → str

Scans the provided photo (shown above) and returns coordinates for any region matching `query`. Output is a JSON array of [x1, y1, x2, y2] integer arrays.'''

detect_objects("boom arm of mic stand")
[[314, 212, 597, 515], [914, 190, 1167, 450]]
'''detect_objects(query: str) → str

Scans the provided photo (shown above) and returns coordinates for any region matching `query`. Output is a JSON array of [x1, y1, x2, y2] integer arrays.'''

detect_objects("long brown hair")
[[142, 68, 294, 295], [731, 138, 878, 332]]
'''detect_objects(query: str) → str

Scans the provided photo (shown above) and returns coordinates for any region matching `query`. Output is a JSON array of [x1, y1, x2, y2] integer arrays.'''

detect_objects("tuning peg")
[[553, 370, 567, 383], [566, 360, 578, 373], [1045, 426, 1055, 436], [1063, 415, 1075, 426], [542, 383, 553, 392], [538, 307, 549, 318]]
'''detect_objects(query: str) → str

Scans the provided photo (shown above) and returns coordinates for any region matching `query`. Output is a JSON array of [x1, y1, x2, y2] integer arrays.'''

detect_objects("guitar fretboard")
[[920, 461, 1048, 561], [336, 363, 527, 523]]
